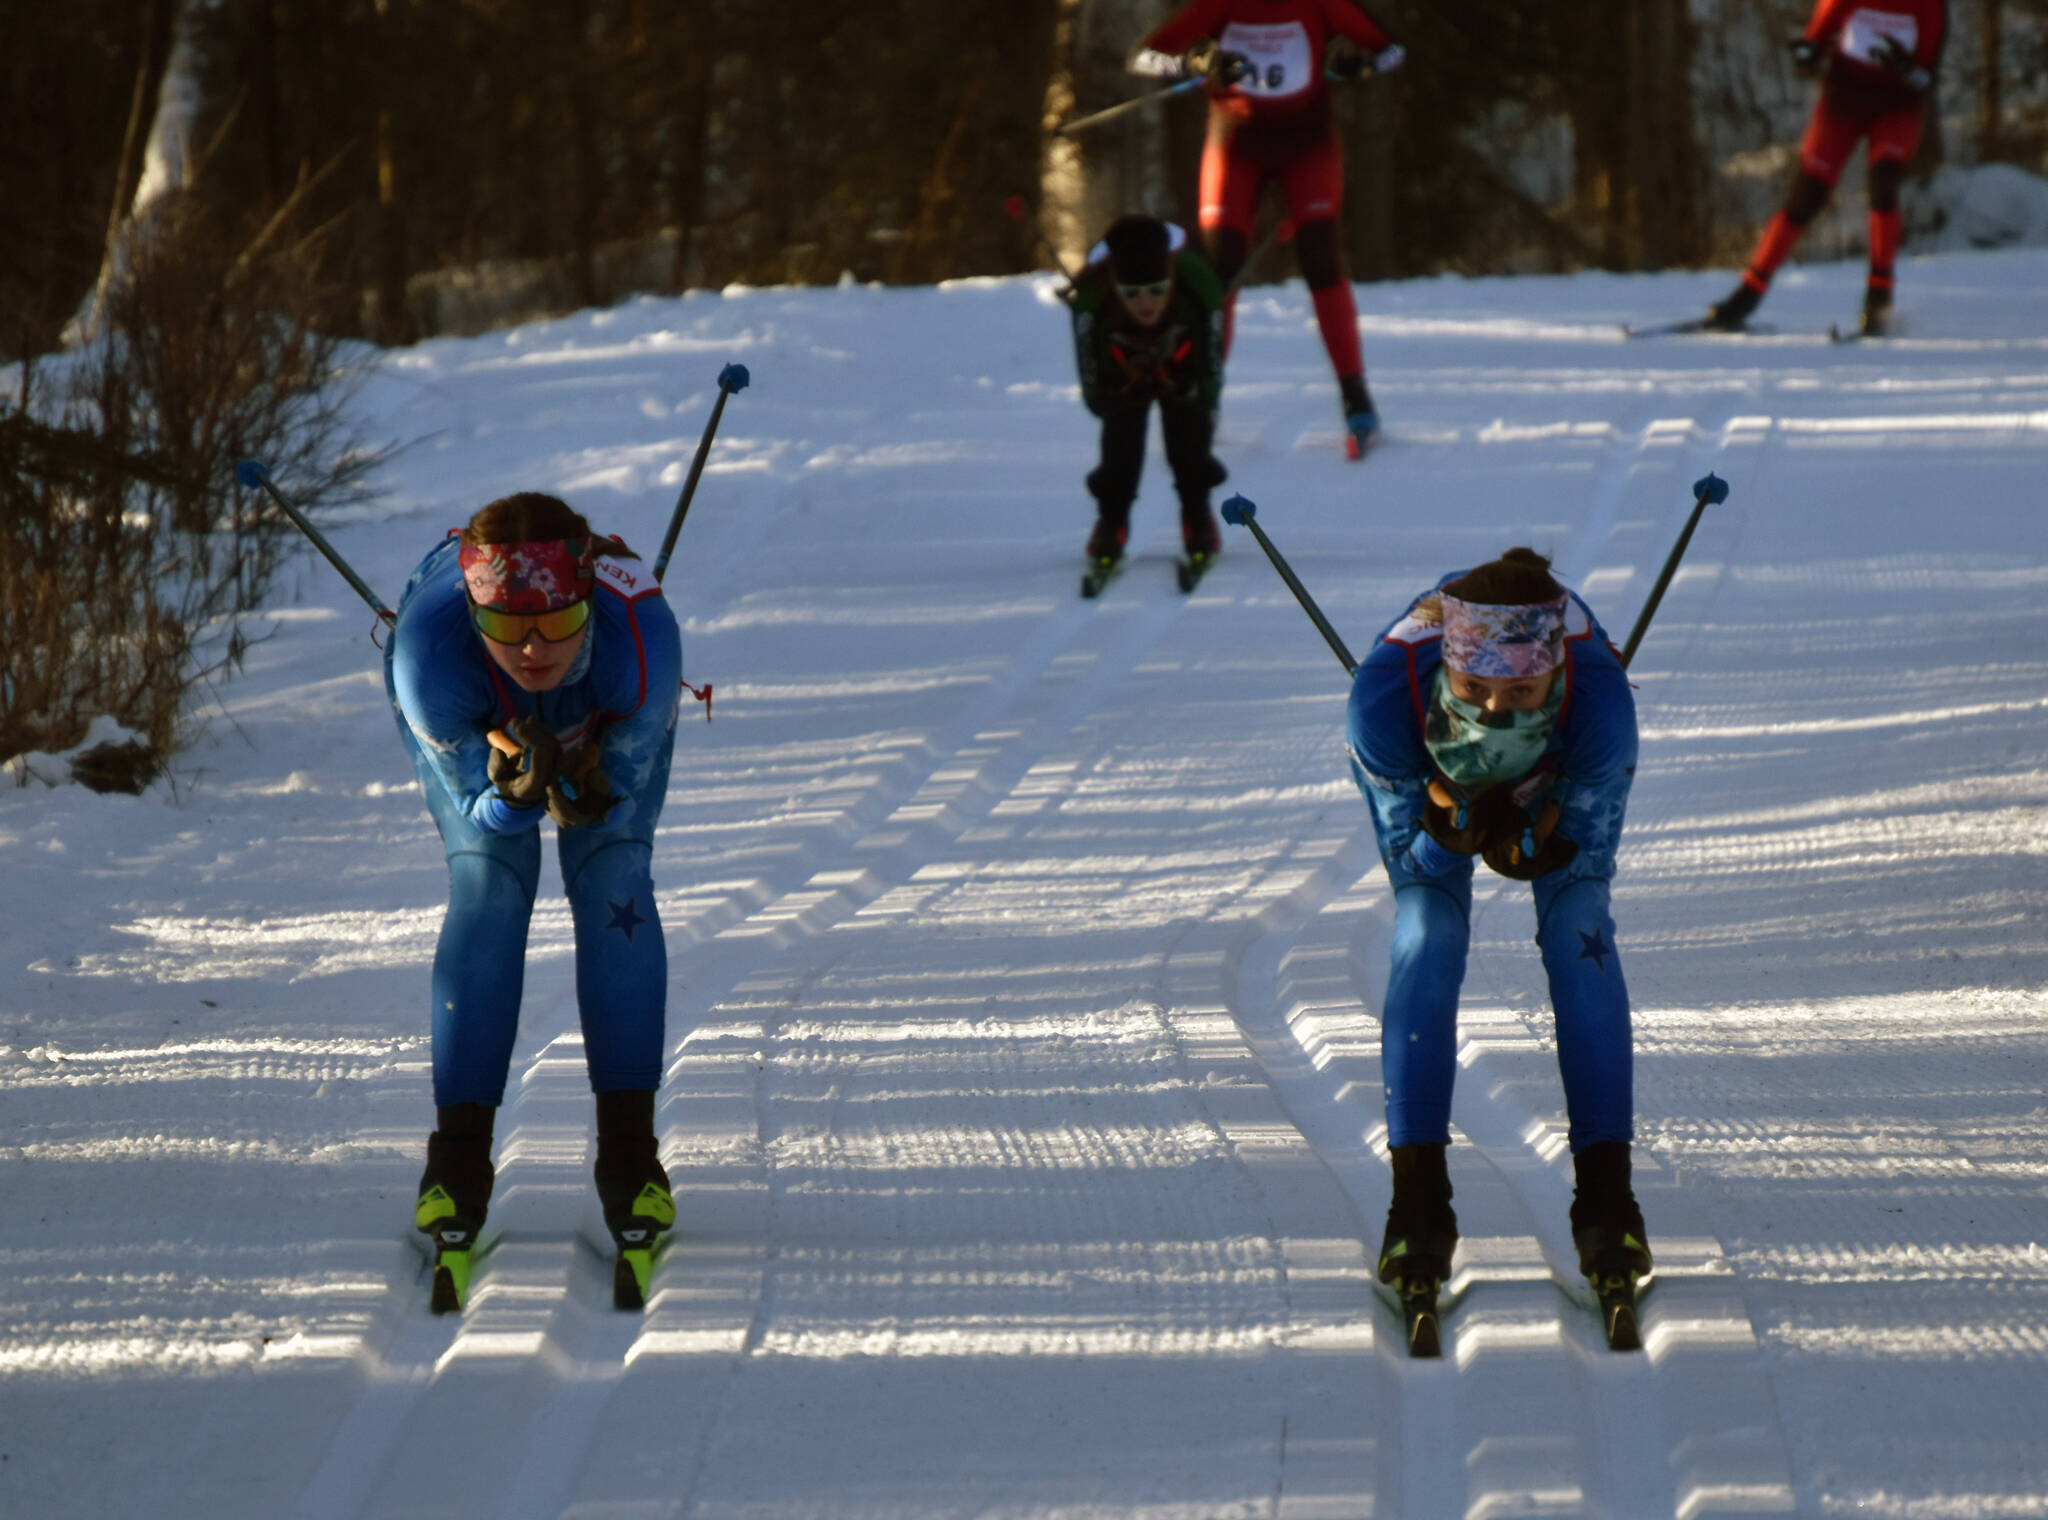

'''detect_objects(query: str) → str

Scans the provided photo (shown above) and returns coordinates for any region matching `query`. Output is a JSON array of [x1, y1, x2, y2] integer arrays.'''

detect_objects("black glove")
[[1788, 37, 1823, 77], [546, 745, 616, 830], [1324, 42, 1370, 81], [1870, 34, 1931, 92], [1480, 799, 1580, 880], [486, 715, 561, 809], [1183, 40, 1250, 84]]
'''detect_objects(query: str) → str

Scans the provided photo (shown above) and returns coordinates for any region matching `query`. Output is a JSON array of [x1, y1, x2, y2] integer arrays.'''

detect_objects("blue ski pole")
[[235, 459, 396, 625], [654, 363, 750, 583], [1618, 473, 1729, 669], [1220, 495, 1358, 677]]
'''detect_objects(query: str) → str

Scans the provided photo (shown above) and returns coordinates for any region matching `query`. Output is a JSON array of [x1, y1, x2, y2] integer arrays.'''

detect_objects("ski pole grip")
[[1619, 472, 1730, 669], [1220, 494, 1359, 677]]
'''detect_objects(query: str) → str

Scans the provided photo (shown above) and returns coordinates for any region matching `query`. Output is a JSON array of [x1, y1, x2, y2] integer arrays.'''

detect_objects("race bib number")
[[1840, 9, 1918, 64], [1218, 21, 1314, 99], [593, 555, 656, 601]]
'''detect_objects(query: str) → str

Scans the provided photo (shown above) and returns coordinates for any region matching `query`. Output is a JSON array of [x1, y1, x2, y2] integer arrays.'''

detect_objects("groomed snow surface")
[[4, 250, 2047, 1519]]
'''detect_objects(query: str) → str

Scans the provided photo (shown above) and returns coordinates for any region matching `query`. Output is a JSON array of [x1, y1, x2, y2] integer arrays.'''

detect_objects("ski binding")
[[1080, 555, 1125, 599]]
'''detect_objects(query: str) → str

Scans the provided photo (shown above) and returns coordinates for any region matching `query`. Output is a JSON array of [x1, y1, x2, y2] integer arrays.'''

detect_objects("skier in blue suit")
[[1346, 547, 1649, 1301], [384, 491, 682, 1304]]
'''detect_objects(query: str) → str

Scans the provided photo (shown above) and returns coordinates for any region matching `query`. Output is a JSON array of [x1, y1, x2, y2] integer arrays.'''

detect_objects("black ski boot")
[[1340, 375, 1379, 460], [1703, 280, 1763, 332], [1377, 1143, 1458, 1357], [415, 1103, 496, 1314], [1859, 284, 1893, 338], [594, 1089, 675, 1309], [1082, 515, 1129, 598], [1177, 507, 1220, 591], [1570, 1140, 1652, 1349]]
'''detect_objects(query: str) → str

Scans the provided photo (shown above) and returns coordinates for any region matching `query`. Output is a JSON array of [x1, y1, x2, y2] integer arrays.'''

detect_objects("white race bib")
[[1840, 9, 1918, 64], [1218, 21, 1314, 100]]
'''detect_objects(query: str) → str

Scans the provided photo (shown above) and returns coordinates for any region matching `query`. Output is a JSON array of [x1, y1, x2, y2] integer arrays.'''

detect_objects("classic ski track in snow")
[[13, 260, 2048, 1518], [286, 515, 1232, 1517], [1188, 417, 1796, 1518]]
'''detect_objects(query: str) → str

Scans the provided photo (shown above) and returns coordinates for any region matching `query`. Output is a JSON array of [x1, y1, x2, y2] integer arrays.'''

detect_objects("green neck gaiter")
[[1423, 666, 1564, 790]]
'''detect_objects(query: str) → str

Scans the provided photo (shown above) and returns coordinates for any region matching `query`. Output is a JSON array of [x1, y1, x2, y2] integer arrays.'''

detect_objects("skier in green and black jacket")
[[1070, 214, 1228, 577]]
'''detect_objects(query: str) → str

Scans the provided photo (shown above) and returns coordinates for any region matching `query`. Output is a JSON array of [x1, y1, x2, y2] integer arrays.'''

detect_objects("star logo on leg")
[[606, 897, 646, 941], [1577, 928, 1613, 970]]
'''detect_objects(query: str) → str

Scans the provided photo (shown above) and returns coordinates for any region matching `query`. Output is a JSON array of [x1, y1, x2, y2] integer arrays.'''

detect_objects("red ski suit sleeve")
[[1804, 0, 1947, 73], [1144, 0, 1392, 57], [1142, 0, 1393, 122]]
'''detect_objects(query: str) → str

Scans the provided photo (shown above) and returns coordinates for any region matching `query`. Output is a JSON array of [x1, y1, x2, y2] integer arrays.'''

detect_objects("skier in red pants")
[[1706, 0, 1947, 337], [1130, 0, 1404, 458]]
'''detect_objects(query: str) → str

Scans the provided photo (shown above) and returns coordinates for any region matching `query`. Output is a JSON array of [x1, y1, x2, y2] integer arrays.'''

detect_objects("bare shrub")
[[0, 191, 378, 773]]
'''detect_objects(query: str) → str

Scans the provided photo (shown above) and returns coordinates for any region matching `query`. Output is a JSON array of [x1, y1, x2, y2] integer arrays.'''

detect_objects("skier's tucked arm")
[[1347, 648, 1461, 879], [585, 595, 684, 832], [389, 632, 545, 837], [1071, 276, 1108, 417], [1547, 653, 1638, 882], [1175, 249, 1227, 409]]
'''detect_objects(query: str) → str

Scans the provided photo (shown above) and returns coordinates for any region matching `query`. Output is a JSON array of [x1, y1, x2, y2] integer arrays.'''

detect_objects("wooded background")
[[7, 0, 2046, 360]]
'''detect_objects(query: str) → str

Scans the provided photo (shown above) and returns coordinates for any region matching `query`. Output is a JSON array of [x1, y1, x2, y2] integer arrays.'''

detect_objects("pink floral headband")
[[458, 538, 595, 612], [1440, 592, 1568, 678]]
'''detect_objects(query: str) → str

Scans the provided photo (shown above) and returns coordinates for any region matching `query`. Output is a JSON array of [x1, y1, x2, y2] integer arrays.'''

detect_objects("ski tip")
[[1693, 472, 1730, 505], [234, 459, 268, 489], [717, 362, 751, 394], [1219, 494, 1255, 527]]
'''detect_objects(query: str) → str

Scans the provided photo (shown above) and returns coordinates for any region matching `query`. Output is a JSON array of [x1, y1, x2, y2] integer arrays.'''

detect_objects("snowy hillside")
[[4, 248, 2048, 1519]]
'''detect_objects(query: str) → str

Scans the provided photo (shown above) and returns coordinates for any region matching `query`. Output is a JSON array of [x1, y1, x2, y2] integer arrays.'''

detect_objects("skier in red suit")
[[1130, 0, 1403, 458], [1706, 0, 1948, 337]]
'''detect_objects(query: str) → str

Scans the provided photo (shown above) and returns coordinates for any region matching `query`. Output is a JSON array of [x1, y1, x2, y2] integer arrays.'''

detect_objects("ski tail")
[[1593, 1270, 1643, 1351]]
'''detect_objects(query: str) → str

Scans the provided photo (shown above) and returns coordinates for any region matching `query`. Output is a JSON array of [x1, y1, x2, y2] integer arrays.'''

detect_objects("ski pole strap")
[[1618, 472, 1729, 670], [235, 459, 396, 625], [684, 680, 712, 721], [654, 363, 751, 584], [1219, 495, 1358, 677]]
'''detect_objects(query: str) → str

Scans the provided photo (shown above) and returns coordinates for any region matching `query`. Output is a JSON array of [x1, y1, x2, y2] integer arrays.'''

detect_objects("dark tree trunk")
[[370, 0, 414, 345], [1979, 0, 2004, 159], [568, 0, 600, 310]]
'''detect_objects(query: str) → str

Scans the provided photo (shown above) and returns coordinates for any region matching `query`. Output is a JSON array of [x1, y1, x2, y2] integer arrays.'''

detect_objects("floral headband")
[[457, 538, 596, 612], [1440, 592, 1568, 678]]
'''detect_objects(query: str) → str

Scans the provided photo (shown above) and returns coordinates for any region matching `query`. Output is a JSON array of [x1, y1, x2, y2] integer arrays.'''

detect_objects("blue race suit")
[[384, 537, 683, 1106], [1346, 576, 1638, 1153]]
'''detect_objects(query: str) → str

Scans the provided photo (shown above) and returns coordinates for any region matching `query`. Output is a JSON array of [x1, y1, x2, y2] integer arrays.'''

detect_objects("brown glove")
[[1419, 777, 1499, 855], [546, 744, 615, 830], [485, 716, 561, 809], [1481, 799, 1579, 880]]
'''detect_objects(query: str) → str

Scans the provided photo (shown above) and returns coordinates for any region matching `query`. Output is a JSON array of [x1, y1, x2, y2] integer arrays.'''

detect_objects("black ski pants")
[[1087, 400, 1224, 535]]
